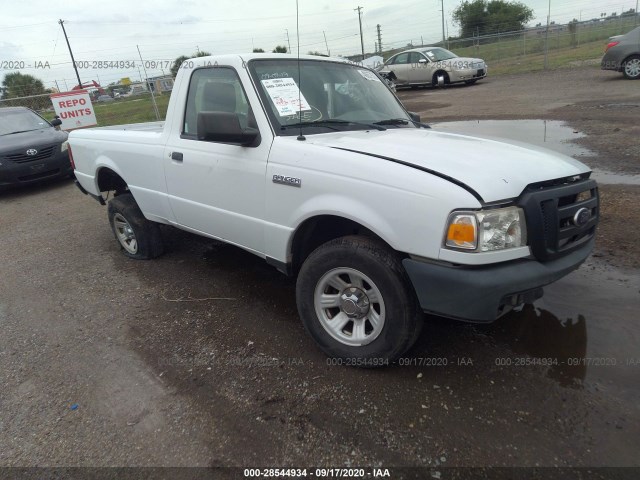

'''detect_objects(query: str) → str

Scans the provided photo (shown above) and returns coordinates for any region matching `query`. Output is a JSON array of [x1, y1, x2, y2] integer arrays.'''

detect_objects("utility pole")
[[440, 0, 446, 46], [543, 0, 551, 69], [285, 29, 292, 53], [137, 45, 160, 121], [636, 0, 639, 26], [355, 6, 365, 61], [376, 24, 383, 55], [323, 31, 330, 56], [58, 19, 82, 90]]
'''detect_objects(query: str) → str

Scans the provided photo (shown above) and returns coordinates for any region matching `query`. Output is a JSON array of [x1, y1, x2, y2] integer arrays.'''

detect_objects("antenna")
[[296, 0, 305, 141]]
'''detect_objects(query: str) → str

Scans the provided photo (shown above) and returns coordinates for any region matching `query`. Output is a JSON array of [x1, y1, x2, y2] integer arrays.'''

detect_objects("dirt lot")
[[1, 66, 639, 475]]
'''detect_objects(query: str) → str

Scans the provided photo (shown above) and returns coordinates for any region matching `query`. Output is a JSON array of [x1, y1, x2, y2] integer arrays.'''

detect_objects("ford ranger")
[[69, 54, 599, 364]]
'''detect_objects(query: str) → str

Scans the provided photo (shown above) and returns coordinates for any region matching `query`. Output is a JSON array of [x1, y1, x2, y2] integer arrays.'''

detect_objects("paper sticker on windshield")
[[357, 69, 381, 82], [261, 78, 311, 117]]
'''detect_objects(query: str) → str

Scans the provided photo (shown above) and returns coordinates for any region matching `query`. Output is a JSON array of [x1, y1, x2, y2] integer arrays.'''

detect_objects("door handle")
[[171, 152, 183, 162]]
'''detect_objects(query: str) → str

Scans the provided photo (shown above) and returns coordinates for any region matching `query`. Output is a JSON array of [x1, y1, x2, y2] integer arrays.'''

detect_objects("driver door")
[[163, 66, 270, 254]]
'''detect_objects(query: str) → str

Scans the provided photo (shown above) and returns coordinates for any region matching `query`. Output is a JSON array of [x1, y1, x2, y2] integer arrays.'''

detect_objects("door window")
[[390, 53, 410, 65], [182, 67, 252, 138]]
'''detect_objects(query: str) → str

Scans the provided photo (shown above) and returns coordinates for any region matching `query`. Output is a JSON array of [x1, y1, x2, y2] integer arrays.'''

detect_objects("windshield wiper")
[[282, 119, 386, 131], [373, 118, 431, 129]]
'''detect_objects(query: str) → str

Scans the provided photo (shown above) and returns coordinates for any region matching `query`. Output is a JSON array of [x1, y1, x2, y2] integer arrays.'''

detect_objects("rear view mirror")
[[51, 118, 62, 127], [408, 112, 421, 123], [197, 111, 260, 146]]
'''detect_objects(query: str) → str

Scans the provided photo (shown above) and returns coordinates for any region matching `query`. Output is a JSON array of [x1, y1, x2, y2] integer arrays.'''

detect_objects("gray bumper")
[[402, 238, 594, 322]]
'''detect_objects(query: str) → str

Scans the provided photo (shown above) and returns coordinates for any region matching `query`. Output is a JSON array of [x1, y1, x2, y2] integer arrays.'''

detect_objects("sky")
[[0, 0, 635, 92]]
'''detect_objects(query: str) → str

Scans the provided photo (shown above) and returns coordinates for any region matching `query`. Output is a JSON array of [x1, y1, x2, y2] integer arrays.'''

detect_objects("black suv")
[[0, 107, 72, 190]]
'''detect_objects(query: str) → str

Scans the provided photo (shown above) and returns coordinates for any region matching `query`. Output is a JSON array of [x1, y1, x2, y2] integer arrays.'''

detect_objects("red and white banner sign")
[[50, 90, 97, 130]]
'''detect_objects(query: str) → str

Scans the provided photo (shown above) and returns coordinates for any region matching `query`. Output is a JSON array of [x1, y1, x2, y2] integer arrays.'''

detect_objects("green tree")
[[1, 72, 46, 99], [170, 51, 212, 77], [272, 45, 288, 53], [253, 48, 265, 53], [170, 55, 190, 77], [568, 19, 578, 47], [452, 0, 534, 37]]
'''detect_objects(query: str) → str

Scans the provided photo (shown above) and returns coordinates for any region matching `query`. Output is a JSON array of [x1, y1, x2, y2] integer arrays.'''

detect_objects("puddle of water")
[[590, 169, 640, 186], [489, 262, 640, 401], [431, 119, 594, 158], [431, 119, 640, 186]]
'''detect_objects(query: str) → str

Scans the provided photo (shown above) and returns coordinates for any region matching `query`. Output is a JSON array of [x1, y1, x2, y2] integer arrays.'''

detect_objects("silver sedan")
[[377, 47, 487, 88]]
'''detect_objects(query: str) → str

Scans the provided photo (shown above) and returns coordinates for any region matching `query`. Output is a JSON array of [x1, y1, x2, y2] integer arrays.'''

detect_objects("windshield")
[[248, 59, 413, 134], [0, 109, 50, 136], [421, 48, 458, 62]]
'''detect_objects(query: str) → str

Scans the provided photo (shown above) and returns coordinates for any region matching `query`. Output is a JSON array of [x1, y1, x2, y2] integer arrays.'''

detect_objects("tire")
[[622, 55, 640, 80], [432, 72, 449, 87], [107, 194, 164, 259], [296, 236, 423, 366]]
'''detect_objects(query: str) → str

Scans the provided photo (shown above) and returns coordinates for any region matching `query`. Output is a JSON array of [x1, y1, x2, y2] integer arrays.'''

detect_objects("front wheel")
[[107, 194, 164, 259], [296, 236, 422, 366], [622, 55, 640, 79]]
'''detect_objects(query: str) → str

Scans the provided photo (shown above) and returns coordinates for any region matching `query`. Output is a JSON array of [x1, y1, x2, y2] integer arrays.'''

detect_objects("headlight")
[[61, 141, 69, 152], [445, 206, 527, 252]]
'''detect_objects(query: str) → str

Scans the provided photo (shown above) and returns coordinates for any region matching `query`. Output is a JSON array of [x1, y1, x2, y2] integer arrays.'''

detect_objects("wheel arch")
[[288, 214, 401, 275], [96, 165, 129, 195]]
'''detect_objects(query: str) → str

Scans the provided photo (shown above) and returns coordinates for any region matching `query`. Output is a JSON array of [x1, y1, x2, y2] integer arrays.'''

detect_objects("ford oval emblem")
[[573, 208, 591, 227], [26, 149, 38, 156]]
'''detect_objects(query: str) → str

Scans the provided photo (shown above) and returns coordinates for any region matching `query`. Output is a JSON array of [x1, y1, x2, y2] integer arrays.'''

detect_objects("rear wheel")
[[296, 236, 422, 366], [107, 194, 164, 259], [622, 55, 640, 79]]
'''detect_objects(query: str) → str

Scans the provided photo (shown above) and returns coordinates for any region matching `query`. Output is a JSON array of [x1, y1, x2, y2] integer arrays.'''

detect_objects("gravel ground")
[[1, 66, 639, 473]]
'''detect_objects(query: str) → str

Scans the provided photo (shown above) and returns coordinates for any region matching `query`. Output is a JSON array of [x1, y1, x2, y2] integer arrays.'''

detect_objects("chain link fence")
[[0, 91, 169, 129], [384, 16, 638, 73]]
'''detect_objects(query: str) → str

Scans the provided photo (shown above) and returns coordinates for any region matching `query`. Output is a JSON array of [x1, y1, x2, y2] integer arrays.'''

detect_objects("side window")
[[408, 52, 423, 64], [183, 67, 252, 138], [392, 53, 410, 65]]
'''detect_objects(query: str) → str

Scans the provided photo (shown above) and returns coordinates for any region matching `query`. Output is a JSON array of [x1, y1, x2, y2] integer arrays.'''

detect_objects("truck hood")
[[301, 128, 591, 203]]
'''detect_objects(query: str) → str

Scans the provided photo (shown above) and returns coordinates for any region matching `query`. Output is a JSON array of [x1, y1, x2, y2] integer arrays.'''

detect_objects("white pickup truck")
[[70, 54, 599, 365]]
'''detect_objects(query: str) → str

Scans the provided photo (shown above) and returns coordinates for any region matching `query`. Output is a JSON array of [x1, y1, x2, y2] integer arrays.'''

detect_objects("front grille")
[[474, 69, 485, 78], [519, 177, 599, 261], [5, 145, 56, 163]]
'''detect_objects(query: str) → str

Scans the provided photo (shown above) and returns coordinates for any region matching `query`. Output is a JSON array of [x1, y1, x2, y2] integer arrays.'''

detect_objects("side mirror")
[[197, 111, 260, 146], [51, 118, 62, 127], [418, 58, 427, 64], [408, 112, 421, 123]]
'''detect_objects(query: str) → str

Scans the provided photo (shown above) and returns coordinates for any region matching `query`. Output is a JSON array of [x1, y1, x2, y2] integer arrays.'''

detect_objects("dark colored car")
[[0, 107, 72, 190], [601, 26, 640, 79]]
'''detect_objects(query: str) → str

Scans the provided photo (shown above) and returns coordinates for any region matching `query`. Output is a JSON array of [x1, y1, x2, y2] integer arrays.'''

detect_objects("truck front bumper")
[[402, 238, 594, 322]]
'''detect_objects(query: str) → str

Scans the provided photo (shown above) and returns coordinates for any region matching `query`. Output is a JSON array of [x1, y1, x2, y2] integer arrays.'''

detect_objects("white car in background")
[[377, 47, 487, 88]]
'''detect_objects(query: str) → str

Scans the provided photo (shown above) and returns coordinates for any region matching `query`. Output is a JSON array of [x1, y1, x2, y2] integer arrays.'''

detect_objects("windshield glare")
[[0, 109, 49, 136], [249, 59, 412, 133], [421, 48, 458, 62]]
